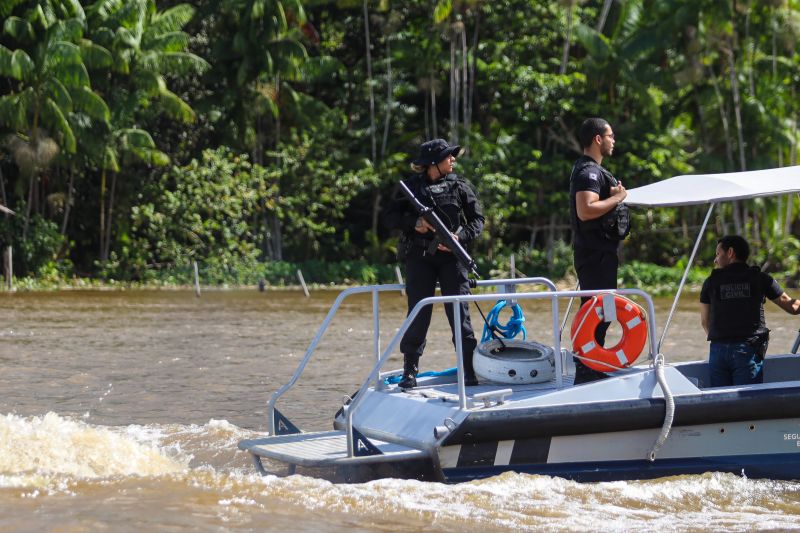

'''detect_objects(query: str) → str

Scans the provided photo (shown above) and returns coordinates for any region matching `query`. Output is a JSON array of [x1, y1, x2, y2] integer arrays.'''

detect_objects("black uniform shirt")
[[384, 173, 484, 247], [569, 155, 618, 253], [700, 262, 783, 342]]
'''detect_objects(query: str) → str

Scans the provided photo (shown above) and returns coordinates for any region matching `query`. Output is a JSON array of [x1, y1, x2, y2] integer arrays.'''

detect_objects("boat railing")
[[342, 286, 659, 457], [266, 277, 556, 434]]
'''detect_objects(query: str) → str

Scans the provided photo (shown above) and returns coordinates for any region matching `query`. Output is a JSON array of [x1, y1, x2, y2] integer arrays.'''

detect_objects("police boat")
[[239, 166, 800, 483]]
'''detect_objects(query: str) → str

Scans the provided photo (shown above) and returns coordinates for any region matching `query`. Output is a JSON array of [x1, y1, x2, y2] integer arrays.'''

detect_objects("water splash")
[[0, 412, 186, 483]]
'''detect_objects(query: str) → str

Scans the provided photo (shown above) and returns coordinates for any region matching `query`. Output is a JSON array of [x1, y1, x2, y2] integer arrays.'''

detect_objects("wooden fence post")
[[297, 269, 310, 298], [193, 261, 201, 297]]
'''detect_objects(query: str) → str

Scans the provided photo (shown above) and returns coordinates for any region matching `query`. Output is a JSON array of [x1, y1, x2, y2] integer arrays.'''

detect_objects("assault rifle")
[[398, 180, 478, 275]]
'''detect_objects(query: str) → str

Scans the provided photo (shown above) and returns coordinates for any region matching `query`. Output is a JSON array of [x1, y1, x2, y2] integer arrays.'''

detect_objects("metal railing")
[[266, 277, 555, 434], [266, 284, 404, 434], [342, 286, 658, 456], [264, 278, 659, 460]]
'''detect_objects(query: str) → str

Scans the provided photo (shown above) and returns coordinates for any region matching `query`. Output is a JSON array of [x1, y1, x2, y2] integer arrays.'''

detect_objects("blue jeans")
[[708, 341, 764, 387]]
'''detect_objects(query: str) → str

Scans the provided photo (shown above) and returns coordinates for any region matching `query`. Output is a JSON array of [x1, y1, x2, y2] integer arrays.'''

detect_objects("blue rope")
[[384, 367, 457, 385], [481, 299, 527, 342]]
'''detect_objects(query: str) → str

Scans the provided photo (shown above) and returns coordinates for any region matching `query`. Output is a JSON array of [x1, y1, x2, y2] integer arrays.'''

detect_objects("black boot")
[[398, 355, 419, 389], [463, 354, 479, 386]]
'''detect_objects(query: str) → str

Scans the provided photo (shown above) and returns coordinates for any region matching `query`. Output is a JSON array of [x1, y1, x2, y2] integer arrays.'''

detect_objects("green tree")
[[0, 0, 110, 244], [85, 0, 208, 261]]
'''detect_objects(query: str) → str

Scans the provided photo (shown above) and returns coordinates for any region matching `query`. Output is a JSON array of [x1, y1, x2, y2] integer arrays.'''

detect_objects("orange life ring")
[[570, 294, 648, 373]]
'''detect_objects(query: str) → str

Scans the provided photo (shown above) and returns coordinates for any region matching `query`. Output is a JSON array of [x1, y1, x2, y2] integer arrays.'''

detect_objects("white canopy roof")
[[624, 165, 800, 207]]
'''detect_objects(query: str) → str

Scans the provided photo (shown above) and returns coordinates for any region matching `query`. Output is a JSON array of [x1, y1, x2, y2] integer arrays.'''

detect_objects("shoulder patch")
[[588, 172, 598, 181]]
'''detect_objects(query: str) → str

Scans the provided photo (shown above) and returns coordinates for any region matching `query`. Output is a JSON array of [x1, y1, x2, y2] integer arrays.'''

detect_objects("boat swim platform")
[[238, 430, 428, 467]]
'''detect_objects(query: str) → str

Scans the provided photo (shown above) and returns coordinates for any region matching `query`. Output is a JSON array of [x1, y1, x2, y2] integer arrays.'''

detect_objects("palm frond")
[[51, 61, 91, 88], [79, 39, 113, 69], [149, 4, 195, 35], [102, 144, 120, 172], [132, 69, 164, 96], [0, 93, 28, 131], [3, 16, 35, 43], [44, 77, 73, 111], [46, 41, 83, 67], [139, 50, 209, 75], [59, 0, 87, 21], [0, 0, 27, 19], [118, 127, 156, 149], [298, 56, 344, 83], [130, 146, 169, 166], [71, 85, 110, 122], [86, 0, 127, 21], [434, 0, 452, 24], [0, 46, 34, 81], [44, 97, 77, 152], [142, 30, 189, 53], [47, 17, 85, 43], [574, 24, 612, 63], [158, 89, 196, 123]]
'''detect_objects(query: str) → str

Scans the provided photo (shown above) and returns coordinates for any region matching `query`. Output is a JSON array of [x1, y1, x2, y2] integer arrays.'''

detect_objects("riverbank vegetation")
[[1, 0, 799, 291]]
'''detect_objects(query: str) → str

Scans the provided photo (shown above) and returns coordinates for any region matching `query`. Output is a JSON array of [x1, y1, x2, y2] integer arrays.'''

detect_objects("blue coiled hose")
[[481, 299, 526, 342]]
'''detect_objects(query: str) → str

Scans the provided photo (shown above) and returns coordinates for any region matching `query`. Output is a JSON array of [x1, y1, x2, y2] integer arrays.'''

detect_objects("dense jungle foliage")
[[1, 0, 799, 288]]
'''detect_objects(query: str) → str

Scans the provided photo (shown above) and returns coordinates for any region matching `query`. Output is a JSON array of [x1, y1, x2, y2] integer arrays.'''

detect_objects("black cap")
[[411, 139, 464, 166]]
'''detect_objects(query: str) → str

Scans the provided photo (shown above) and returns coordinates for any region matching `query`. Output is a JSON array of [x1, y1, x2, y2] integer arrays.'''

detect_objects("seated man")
[[700, 235, 800, 387]]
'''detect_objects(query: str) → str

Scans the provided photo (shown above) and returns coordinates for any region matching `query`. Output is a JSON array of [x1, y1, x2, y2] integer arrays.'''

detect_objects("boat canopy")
[[625, 165, 800, 207]]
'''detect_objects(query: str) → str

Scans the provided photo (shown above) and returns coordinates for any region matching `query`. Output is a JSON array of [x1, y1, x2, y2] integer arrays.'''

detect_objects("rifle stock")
[[398, 181, 478, 275]]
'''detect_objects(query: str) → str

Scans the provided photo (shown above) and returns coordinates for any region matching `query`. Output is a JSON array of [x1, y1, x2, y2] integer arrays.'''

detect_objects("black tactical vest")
[[569, 157, 630, 244], [706, 264, 765, 341], [410, 173, 464, 234]]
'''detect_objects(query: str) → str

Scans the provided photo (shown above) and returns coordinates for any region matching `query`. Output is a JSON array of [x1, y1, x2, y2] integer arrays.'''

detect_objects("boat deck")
[[395, 373, 577, 407]]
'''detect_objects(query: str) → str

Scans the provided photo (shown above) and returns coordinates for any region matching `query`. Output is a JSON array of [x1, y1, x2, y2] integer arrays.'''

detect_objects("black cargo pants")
[[573, 247, 619, 384], [400, 246, 477, 376]]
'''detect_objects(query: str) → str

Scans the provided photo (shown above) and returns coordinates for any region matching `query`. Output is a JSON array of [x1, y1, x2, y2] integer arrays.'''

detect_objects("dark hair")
[[579, 118, 610, 149], [718, 235, 750, 262]]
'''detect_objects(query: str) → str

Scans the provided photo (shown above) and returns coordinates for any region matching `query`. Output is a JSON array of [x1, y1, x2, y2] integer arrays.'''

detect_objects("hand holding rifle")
[[400, 181, 478, 275]]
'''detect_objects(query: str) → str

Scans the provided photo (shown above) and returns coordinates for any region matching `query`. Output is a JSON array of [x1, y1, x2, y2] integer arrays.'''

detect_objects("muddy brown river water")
[[2, 288, 800, 531]]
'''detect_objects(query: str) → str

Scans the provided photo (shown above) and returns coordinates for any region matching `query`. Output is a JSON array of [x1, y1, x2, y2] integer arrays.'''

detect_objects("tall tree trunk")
[[102, 172, 117, 261], [380, 37, 393, 160], [99, 167, 107, 260], [727, 37, 747, 172], [596, 0, 612, 32], [461, 25, 468, 149], [559, 2, 574, 75], [707, 65, 736, 171], [449, 34, 458, 142], [61, 166, 74, 235], [787, 92, 797, 234], [271, 212, 282, 261], [745, 3, 755, 96], [430, 73, 438, 139], [22, 172, 35, 239], [363, 0, 376, 162], [0, 162, 7, 208], [708, 62, 742, 233], [424, 83, 430, 140], [727, 34, 747, 235], [467, 11, 480, 137]]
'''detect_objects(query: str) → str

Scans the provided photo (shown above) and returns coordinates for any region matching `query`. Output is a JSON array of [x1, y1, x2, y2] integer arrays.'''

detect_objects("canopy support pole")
[[658, 203, 715, 353]]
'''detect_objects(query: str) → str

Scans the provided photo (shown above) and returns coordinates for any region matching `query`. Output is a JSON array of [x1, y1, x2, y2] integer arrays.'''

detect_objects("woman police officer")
[[385, 139, 485, 389]]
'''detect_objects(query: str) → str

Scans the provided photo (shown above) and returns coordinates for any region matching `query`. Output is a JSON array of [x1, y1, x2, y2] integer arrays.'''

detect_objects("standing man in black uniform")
[[700, 235, 800, 386], [569, 117, 629, 384], [385, 139, 485, 389]]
